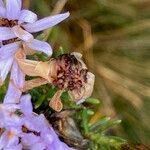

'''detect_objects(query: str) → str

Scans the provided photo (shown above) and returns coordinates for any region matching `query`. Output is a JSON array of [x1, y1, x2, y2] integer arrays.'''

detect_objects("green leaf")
[[99, 145, 111, 150], [99, 120, 122, 133], [47, 86, 57, 99], [58, 47, 66, 55], [89, 117, 111, 132], [106, 136, 126, 143], [35, 95, 46, 109], [89, 133, 126, 149], [81, 109, 89, 134], [86, 98, 101, 105], [90, 117, 121, 133], [87, 109, 95, 115], [53, 47, 68, 57]]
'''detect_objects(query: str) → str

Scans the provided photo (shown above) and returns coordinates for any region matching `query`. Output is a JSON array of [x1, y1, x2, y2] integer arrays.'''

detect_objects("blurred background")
[[24, 0, 150, 146]]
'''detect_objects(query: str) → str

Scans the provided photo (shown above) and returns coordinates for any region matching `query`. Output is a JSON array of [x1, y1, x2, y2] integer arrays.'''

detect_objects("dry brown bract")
[[15, 51, 95, 112]]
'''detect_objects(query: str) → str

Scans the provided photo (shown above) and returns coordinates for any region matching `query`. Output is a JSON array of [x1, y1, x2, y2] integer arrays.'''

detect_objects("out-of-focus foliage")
[[26, 0, 150, 146]]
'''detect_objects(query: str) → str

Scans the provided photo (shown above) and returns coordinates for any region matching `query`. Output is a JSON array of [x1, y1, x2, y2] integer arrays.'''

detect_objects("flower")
[[0, 0, 69, 84], [0, 0, 69, 56], [0, 0, 69, 103], [16, 51, 95, 112], [0, 94, 73, 150]]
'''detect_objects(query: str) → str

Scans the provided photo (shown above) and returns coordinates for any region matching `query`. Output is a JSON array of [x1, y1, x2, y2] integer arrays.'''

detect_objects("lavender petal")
[[22, 117, 41, 133], [7, 144, 22, 150], [4, 116, 21, 127], [0, 130, 19, 147], [0, 57, 13, 84], [12, 26, 34, 42], [1, 104, 20, 112], [0, 42, 21, 59], [7, 134, 19, 147], [0, 7, 6, 18], [19, 9, 37, 24], [4, 60, 25, 103], [10, 60, 25, 89], [0, 131, 6, 149], [6, 0, 21, 19], [0, 27, 16, 40], [21, 133, 40, 146], [23, 12, 70, 33], [4, 82, 22, 104], [0, 104, 21, 127], [0, 0, 4, 7], [20, 94, 33, 116], [31, 143, 46, 150], [26, 39, 52, 56]]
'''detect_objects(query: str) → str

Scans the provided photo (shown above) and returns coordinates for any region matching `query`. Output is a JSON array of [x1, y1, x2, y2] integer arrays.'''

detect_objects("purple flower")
[[0, 128, 22, 149], [0, 0, 69, 103], [0, 103, 21, 127], [0, 94, 73, 150], [0, 0, 69, 82], [0, 0, 69, 56]]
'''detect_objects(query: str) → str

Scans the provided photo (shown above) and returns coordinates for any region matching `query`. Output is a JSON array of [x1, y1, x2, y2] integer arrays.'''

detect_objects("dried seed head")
[[52, 53, 88, 91], [49, 53, 95, 102]]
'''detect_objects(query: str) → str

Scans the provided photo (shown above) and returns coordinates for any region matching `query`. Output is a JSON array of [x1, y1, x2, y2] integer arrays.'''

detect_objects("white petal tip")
[[47, 50, 53, 56], [76, 99, 85, 105], [26, 39, 53, 56], [65, 11, 70, 17], [60, 11, 70, 20]]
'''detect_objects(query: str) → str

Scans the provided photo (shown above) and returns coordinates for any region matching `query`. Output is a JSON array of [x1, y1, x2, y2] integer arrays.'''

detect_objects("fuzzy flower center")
[[53, 54, 88, 91], [0, 18, 19, 45]]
